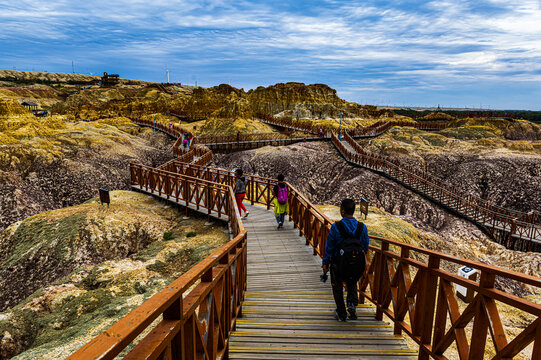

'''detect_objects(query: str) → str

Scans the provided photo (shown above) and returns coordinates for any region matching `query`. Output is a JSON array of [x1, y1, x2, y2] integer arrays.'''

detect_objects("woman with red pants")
[[234, 169, 249, 218]]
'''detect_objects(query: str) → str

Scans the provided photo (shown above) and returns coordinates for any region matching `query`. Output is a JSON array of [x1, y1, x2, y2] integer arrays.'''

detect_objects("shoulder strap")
[[354, 222, 364, 239], [336, 220, 351, 240]]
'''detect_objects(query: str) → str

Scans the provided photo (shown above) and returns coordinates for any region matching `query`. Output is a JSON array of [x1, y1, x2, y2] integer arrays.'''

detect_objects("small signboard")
[[359, 197, 369, 219], [456, 266, 478, 303], [99, 188, 110, 207]]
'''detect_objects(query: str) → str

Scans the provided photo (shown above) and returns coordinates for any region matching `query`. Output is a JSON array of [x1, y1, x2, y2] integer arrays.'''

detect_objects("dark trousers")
[[330, 264, 359, 318]]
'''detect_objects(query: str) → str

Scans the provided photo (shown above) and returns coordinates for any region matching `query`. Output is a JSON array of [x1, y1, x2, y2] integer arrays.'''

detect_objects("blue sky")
[[1, 0, 540, 109]]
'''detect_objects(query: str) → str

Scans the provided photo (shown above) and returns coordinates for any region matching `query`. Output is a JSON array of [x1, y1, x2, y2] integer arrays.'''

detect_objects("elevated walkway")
[[229, 205, 415, 359], [334, 135, 541, 251]]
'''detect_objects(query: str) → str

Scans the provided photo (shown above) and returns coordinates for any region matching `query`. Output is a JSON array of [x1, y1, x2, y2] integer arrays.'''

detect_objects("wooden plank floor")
[[229, 205, 416, 359]]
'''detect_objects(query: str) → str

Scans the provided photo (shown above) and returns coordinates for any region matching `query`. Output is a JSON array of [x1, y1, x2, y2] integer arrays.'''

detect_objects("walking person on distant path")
[[272, 174, 289, 229], [322, 199, 369, 322], [234, 169, 249, 218]]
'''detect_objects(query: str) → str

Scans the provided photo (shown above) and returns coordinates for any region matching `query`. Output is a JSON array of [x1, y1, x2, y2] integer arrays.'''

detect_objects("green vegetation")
[[0, 212, 86, 270]]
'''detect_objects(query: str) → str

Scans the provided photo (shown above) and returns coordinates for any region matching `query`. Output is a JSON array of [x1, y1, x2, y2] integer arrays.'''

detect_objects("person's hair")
[[235, 168, 243, 176], [340, 198, 356, 216], [277, 174, 285, 182]]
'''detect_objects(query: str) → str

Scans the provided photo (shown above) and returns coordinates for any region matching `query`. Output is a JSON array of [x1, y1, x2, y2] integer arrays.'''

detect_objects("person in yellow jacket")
[[273, 174, 289, 229]]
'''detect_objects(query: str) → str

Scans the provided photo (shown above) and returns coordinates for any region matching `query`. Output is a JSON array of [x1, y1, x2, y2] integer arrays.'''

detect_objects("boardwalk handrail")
[[332, 132, 541, 249], [255, 113, 447, 136], [196, 132, 315, 144], [66, 165, 247, 360]]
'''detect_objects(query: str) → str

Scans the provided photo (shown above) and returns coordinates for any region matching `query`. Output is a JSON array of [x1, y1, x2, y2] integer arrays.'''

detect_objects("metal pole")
[[338, 111, 343, 140]]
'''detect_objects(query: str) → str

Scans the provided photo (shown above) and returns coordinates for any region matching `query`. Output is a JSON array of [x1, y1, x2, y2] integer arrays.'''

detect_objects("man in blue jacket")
[[322, 199, 369, 321]]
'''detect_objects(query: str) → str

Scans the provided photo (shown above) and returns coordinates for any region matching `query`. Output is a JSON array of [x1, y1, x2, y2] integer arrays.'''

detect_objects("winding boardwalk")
[[229, 205, 416, 359], [334, 136, 541, 249]]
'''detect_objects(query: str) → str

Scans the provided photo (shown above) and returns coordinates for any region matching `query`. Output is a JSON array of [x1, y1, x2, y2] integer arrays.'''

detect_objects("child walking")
[[273, 174, 289, 229]]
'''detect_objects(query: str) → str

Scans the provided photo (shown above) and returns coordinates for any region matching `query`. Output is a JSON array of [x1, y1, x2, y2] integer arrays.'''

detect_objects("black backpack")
[[334, 221, 366, 281]]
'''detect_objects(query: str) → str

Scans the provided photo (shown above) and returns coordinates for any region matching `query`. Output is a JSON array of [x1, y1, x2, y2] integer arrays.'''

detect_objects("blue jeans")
[[275, 213, 285, 224]]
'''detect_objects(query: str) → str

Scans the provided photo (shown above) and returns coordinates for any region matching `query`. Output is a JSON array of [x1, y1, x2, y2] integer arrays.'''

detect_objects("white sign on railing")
[[456, 266, 478, 303]]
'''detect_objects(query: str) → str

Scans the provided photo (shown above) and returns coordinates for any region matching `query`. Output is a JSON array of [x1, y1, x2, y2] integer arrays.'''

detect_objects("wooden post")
[[267, 179, 271, 210], [417, 255, 440, 360], [250, 178, 255, 205], [375, 241, 389, 321], [469, 272, 495, 360]]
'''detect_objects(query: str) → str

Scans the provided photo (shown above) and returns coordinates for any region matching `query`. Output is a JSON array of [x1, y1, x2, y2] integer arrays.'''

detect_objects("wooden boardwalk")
[[229, 205, 416, 359]]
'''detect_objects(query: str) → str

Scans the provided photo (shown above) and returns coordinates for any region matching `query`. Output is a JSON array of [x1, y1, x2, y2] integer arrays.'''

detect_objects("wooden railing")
[[130, 117, 194, 156], [133, 111, 539, 249], [331, 132, 541, 250], [255, 113, 447, 137], [197, 132, 291, 144], [67, 165, 247, 360], [130, 117, 183, 139], [133, 116, 539, 248], [360, 236, 541, 360]]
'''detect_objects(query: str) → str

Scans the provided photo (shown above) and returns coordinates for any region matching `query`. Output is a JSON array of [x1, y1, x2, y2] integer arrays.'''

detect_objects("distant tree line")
[[394, 109, 541, 123]]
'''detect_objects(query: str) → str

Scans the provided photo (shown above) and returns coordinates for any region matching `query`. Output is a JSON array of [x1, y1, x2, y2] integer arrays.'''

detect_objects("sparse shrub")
[[133, 281, 147, 294], [163, 231, 173, 240], [186, 231, 196, 238], [421, 134, 446, 147], [476, 138, 496, 147], [508, 141, 534, 151]]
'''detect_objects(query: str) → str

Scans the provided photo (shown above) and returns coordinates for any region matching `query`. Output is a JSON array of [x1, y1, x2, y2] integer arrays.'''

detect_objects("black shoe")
[[279, 222, 283, 228], [347, 305, 357, 320], [334, 309, 347, 322]]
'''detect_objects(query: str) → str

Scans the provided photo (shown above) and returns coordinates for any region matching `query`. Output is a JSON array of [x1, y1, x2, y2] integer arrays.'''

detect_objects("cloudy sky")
[[1, 0, 540, 109]]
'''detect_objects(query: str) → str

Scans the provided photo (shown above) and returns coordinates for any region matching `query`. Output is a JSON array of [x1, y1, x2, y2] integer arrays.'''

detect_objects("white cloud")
[[0, 0, 540, 107]]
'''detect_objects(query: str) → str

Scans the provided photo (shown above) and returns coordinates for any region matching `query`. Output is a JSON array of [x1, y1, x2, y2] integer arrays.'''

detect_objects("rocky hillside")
[[367, 119, 541, 213], [247, 82, 393, 119], [0, 70, 149, 86], [50, 82, 394, 130], [0, 191, 229, 360], [0, 71, 151, 110], [0, 102, 174, 234], [3, 76, 397, 137]]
